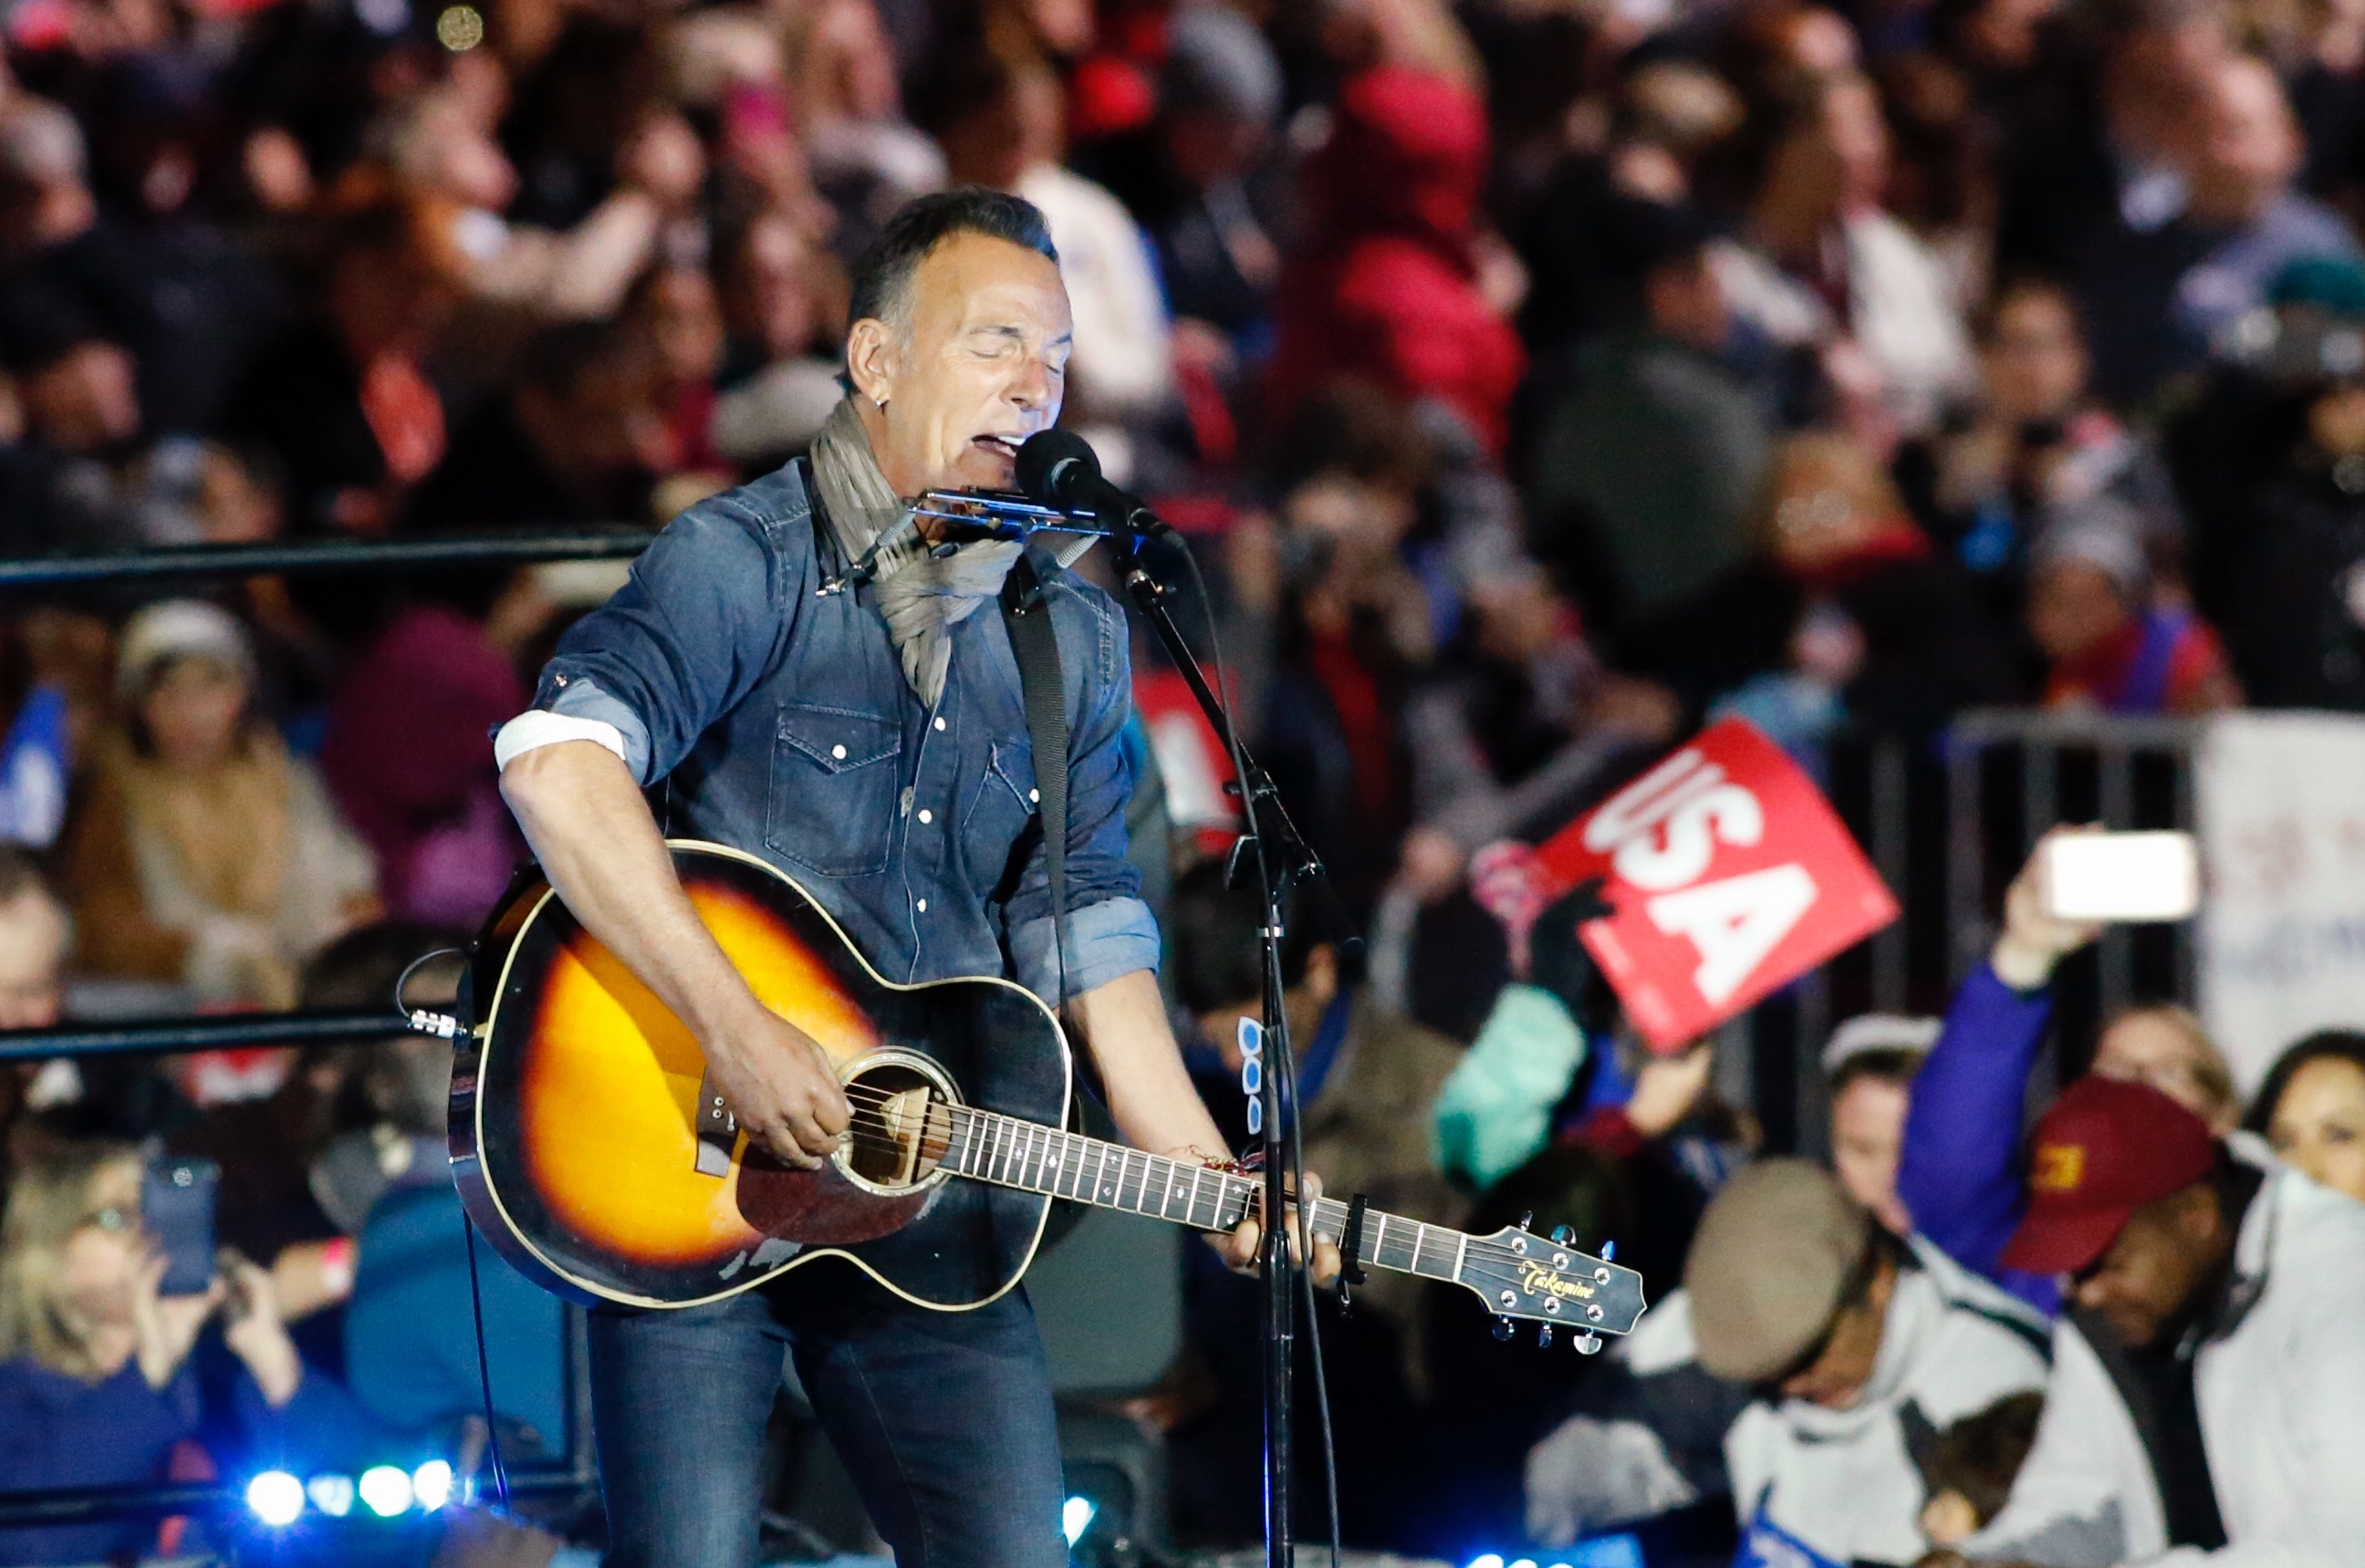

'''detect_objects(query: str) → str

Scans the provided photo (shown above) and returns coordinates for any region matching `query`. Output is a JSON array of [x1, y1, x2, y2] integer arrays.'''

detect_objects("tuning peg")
[[1574, 1331, 1604, 1356], [1550, 1224, 1575, 1245], [1517, 1211, 1534, 1231], [1600, 1240, 1617, 1262], [1492, 1316, 1515, 1343], [1537, 1324, 1554, 1348]]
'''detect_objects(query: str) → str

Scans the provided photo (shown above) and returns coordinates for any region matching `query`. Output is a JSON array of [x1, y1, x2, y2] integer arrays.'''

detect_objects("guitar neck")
[[939, 1105, 1469, 1285]]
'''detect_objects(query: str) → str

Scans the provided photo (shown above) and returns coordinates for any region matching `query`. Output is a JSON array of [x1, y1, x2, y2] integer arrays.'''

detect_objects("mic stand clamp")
[[1110, 529, 1352, 1568]]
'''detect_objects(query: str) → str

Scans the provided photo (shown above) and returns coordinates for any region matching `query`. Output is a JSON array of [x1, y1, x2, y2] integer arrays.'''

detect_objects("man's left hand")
[[1209, 1170, 1342, 1286]]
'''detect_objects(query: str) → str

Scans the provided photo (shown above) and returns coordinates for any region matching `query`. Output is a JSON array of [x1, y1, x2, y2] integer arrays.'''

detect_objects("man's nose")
[[1007, 353, 1055, 413]]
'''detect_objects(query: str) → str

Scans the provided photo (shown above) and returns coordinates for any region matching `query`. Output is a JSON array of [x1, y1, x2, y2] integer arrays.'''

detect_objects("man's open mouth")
[[972, 433, 1022, 459]]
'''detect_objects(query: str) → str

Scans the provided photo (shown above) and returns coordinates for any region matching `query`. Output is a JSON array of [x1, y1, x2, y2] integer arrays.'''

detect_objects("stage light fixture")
[[412, 1460, 454, 1511], [305, 1474, 354, 1518], [246, 1471, 304, 1527], [1061, 1495, 1097, 1547], [358, 1465, 414, 1518]]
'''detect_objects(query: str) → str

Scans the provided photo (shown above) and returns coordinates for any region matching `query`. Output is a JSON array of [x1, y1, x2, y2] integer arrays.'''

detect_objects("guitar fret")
[[1157, 1158, 1176, 1219]]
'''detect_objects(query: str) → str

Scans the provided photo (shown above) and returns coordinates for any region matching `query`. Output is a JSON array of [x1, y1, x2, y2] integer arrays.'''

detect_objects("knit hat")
[[1998, 1076, 2216, 1276], [1685, 1160, 1873, 1383], [1162, 4, 1282, 126], [115, 600, 255, 707]]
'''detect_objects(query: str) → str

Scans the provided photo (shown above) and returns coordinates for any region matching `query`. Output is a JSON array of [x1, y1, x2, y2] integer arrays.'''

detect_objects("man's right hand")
[[702, 1004, 854, 1169]]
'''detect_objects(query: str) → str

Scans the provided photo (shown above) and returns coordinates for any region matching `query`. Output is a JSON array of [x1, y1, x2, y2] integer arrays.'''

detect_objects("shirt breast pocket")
[[963, 740, 1039, 892], [766, 703, 903, 877]]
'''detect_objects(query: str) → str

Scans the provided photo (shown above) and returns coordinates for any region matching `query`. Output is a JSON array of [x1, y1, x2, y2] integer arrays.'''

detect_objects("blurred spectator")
[[0, 1134, 369, 1565], [1717, 70, 1977, 435], [1905, 278, 2183, 632], [405, 318, 667, 531], [2026, 516, 2240, 711], [1821, 1012, 1939, 1233], [297, 929, 568, 1450], [1901, 830, 2245, 1315], [621, 256, 729, 483], [61, 600, 378, 1007], [2073, 53, 2360, 400], [0, 288, 143, 556], [0, 848, 66, 1028], [709, 209, 847, 470], [2246, 1030, 2365, 1202], [221, 185, 465, 537], [320, 559, 547, 926], [1525, 198, 1775, 635], [1962, 1077, 2365, 1563], [1623, 430, 2016, 744], [1263, 64, 1526, 458], [1557, 1160, 2047, 1563], [1079, 4, 1284, 348], [790, 0, 947, 246]]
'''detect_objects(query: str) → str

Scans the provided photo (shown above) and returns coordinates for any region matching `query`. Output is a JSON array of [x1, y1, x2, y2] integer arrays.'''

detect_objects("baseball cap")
[[1685, 1160, 1872, 1384], [1998, 1076, 2216, 1276]]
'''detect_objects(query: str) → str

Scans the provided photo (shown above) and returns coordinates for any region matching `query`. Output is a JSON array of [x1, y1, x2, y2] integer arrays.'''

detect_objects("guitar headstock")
[[1454, 1225, 1648, 1341]]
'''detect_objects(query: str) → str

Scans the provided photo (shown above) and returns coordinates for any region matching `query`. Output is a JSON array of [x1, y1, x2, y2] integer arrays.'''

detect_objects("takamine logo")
[[1517, 1261, 1597, 1301]]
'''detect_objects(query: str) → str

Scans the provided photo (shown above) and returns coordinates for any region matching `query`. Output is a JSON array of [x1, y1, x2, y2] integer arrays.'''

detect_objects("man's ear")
[[2169, 1181, 2224, 1246], [844, 317, 899, 407]]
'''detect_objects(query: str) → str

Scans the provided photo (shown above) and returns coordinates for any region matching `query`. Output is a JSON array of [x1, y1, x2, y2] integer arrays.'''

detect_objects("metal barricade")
[[1736, 711, 2202, 1158]]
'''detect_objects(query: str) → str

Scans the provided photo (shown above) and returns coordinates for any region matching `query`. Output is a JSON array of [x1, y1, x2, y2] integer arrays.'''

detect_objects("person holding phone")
[[1896, 828, 2242, 1317], [0, 1133, 367, 1565]]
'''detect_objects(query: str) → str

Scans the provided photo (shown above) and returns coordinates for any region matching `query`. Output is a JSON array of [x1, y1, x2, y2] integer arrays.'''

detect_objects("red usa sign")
[[1532, 718, 1900, 1050]]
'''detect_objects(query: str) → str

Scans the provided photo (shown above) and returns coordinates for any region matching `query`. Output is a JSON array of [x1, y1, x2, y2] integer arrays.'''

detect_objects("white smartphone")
[[2039, 831, 2201, 922]]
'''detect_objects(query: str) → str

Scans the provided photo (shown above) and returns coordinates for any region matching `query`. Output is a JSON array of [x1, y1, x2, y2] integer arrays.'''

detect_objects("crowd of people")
[[5, 0, 2365, 1559]]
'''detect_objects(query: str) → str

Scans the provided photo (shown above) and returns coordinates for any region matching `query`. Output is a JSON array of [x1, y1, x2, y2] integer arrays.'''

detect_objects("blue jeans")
[[587, 1272, 1069, 1568]]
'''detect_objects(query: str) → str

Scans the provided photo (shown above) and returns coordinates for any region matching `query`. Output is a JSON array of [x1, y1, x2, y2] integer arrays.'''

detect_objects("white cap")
[[1821, 1012, 1942, 1076], [116, 599, 254, 707]]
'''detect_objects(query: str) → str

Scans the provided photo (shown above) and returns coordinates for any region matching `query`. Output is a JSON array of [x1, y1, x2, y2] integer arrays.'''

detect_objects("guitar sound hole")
[[840, 1062, 951, 1192]]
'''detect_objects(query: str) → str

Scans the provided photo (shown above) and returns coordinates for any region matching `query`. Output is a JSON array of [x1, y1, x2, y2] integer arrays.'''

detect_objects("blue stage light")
[[412, 1459, 454, 1511], [1464, 1555, 1505, 1568], [1061, 1495, 1097, 1547], [358, 1465, 414, 1518], [246, 1471, 304, 1527], [305, 1474, 354, 1518]]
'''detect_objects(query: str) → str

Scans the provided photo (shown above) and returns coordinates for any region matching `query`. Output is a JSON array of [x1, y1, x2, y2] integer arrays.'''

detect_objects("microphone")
[[1015, 430, 1178, 544]]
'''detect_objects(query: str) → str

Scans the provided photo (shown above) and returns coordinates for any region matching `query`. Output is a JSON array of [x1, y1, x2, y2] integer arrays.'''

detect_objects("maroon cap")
[[1999, 1076, 2217, 1276]]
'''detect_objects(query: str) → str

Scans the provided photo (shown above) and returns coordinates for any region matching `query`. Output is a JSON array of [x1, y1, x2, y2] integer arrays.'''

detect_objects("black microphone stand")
[[1109, 525, 1350, 1568]]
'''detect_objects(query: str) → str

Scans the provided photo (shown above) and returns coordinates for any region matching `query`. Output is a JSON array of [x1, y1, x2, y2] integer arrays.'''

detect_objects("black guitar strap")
[[999, 552, 1068, 1005]]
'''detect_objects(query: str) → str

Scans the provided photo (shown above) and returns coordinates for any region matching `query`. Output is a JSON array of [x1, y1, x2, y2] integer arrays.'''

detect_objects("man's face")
[[0, 889, 67, 1028], [1776, 1258, 1895, 1410], [1831, 1075, 1912, 1232], [847, 232, 1071, 497], [2069, 1186, 2222, 1349], [2094, 1011, 2230, 1128]]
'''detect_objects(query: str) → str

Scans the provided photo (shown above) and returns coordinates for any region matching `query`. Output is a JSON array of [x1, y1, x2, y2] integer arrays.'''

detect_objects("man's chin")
[[944, 448, 1017, 493]]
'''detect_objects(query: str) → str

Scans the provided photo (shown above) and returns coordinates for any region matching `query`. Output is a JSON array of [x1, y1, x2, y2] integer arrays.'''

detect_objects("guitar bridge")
[[694, 1069, 736, 1178]]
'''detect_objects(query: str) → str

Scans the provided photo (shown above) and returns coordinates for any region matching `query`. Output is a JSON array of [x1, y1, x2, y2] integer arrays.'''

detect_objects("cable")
[[405, 941, 510, 1510], [463, 1214, 512, 1509], [1169, 534, 1345, 1568]]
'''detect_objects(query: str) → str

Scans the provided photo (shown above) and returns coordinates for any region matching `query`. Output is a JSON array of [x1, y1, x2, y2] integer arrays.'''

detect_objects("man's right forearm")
[[498, 740, 762, 1041]]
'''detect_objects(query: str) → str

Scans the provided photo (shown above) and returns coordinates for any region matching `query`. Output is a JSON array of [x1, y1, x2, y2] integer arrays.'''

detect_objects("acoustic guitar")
[[450, 841, 1647, 1343]]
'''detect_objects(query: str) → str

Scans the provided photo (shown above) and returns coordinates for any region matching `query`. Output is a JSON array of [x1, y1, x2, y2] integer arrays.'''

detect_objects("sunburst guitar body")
[[452, 842, 1649, 1339]]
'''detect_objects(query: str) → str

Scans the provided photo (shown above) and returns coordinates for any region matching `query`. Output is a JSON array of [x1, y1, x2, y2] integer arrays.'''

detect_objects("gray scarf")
[[809, 396, 1025, 709]]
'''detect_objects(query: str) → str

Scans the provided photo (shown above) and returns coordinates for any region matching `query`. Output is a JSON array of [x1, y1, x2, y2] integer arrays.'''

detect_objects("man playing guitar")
[[493, 188, 1335, 1568]]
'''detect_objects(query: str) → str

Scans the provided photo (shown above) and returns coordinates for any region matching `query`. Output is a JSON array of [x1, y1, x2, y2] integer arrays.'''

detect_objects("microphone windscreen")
[[1016, 428, 1099, 504]]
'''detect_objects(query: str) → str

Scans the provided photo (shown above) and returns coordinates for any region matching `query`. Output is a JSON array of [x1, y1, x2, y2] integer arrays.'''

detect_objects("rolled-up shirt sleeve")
[[1005, 574, 1157, 1002], [505, 497, 797, 786]]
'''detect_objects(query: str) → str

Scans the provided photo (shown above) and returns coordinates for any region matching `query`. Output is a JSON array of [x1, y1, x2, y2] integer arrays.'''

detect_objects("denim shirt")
[[528, 459, 1158, 1002]]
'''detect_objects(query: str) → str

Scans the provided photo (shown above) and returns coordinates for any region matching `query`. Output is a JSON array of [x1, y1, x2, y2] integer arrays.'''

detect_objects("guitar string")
[[761, 1096, 1634, 1317]]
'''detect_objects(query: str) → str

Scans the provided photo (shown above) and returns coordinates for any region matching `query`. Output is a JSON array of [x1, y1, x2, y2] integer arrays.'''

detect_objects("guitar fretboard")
[[939, 1106, 1468, 1284]]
